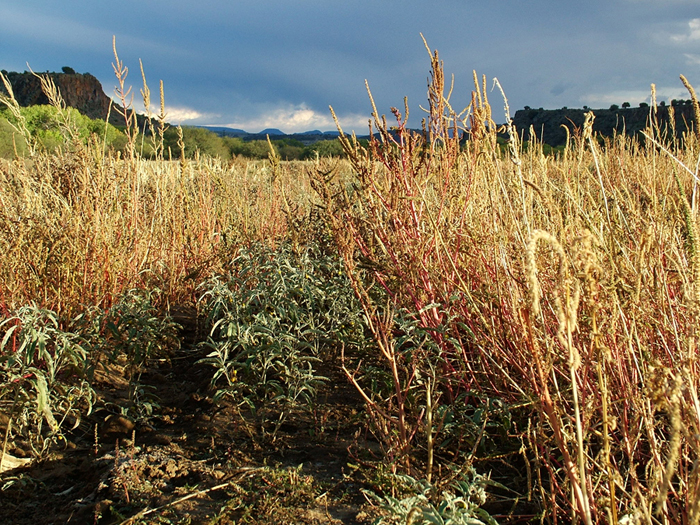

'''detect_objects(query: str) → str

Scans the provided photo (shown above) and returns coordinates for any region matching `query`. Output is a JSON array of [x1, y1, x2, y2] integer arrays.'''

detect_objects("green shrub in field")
[[82, 289, 180, 418], [198, 242, 366, 430], [93, 289, 179, 368], [365, 470, 502, 525], [0, 305, 94, 454]]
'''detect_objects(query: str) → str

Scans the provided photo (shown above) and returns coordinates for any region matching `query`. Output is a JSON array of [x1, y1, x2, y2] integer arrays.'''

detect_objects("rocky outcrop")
[[512, 105, 697, 146], [0, 70, 136, 127]]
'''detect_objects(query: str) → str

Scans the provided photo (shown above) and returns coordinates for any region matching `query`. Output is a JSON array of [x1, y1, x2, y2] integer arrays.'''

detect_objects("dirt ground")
[[0, 309, 531, 524], [0, 308, 383, 524]]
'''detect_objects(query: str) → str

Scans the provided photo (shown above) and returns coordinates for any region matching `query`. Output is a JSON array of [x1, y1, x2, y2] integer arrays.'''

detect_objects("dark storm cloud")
[[2, 0, 700, 132], [550, 83, 570, 97]]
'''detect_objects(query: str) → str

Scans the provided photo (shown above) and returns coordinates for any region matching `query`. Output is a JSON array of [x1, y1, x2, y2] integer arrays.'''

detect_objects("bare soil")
[[0, 310, 380, 525]]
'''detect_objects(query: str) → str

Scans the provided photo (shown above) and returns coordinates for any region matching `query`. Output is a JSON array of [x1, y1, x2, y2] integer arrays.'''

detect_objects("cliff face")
[[4, 71, 110, 119], [1, 70, 130, 126], [512, 105, 695, 146]]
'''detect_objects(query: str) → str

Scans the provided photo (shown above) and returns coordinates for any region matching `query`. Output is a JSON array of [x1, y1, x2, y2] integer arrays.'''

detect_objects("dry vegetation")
[[1, 42, 700, 524]]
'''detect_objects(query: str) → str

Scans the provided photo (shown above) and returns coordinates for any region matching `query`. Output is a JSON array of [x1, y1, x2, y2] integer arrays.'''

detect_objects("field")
[[2, 49, 700, 524]]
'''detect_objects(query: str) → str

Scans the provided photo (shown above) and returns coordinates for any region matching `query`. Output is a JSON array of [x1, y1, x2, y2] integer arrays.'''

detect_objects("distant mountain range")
[[199, 126, 342, 144], [215, 104, 696, 146]]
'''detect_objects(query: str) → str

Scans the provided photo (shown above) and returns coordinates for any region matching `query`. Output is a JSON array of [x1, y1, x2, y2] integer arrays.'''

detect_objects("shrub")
[[0, 305, 94, 454], [198, 242, 366, 436], [83, 289, 180, 418]]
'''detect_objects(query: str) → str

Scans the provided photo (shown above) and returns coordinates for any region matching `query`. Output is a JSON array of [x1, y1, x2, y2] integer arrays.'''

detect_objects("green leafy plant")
[[365, 470, 502, 525], [0, 305, 94, 456], [97, 289, 179, 367], [86, 288, 180, 418], [198, 241, 365, 436]]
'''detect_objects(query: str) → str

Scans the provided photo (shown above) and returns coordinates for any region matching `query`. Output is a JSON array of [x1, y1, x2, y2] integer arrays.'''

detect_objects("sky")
[[1, 0, 700, 134]]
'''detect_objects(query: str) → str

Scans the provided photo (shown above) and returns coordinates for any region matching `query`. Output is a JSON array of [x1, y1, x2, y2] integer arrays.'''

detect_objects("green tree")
[[304, 139, 344, 158], [622, 102, 630, 109], [275, 143, 304, 160], [0, 104, 126, 157], [163, 126, 230, 159], [16, 105, 66, 151], [0, 117, 29, 158], [234, 139, 274, 159]]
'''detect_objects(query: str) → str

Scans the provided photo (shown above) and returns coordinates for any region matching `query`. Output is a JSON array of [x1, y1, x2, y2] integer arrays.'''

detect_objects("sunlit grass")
[[2, 44, 700, 524]]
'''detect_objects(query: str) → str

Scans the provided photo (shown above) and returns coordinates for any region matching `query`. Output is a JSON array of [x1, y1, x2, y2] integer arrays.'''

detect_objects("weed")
[[0, 305, 94, 457], [318, 40, 700, 522], [365, 470, 502, 525], [198, 242, 365, 437]]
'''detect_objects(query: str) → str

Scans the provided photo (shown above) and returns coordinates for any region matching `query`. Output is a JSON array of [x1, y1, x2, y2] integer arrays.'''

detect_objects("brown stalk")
[[681, 74, 700, 144], [112, 36, 138, 163]]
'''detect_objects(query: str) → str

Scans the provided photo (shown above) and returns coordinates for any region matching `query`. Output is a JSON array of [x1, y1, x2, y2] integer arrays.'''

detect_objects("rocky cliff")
[[1, 70, 133, 127], [512, 104, 696, 146]]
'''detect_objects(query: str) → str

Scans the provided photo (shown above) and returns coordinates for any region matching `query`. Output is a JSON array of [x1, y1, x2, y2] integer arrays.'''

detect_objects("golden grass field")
[[1, 46, 700, 524]]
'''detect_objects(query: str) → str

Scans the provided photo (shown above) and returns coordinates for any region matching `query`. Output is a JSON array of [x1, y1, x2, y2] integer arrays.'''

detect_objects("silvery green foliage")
[[198, 242, 365, 416], [81, 288, 180, 419], [0, 305, 94, 452], [93, 288, 180, 369], [365, 469, 502, 525], [93, 288, 180, 418]]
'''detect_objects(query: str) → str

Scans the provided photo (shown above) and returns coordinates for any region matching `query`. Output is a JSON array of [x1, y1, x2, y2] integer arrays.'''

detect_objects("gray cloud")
[[550, 83, 570, 97]]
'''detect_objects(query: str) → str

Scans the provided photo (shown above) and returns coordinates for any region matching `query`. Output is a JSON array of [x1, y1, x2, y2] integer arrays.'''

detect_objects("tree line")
[[163, 126, 348, 161]]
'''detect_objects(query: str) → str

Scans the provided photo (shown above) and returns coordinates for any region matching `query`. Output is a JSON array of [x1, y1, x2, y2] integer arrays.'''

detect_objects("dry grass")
[[0, 150, 319, 316], [2, 47, 700, 524], [315, 43, 700, 523]]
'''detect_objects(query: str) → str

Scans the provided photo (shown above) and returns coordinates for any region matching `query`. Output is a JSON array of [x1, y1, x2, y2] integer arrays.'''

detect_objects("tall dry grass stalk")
[[316, 44, 700, 522], [0, 64, 315, 317], [0, 154, 314, 315]]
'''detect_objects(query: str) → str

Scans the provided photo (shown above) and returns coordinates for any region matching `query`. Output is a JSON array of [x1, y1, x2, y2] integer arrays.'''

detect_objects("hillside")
[[1, 70, 339, 145], [0, 69, 140, 127], [3, 68, 696, 148], [512, 103, 696, 146]]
